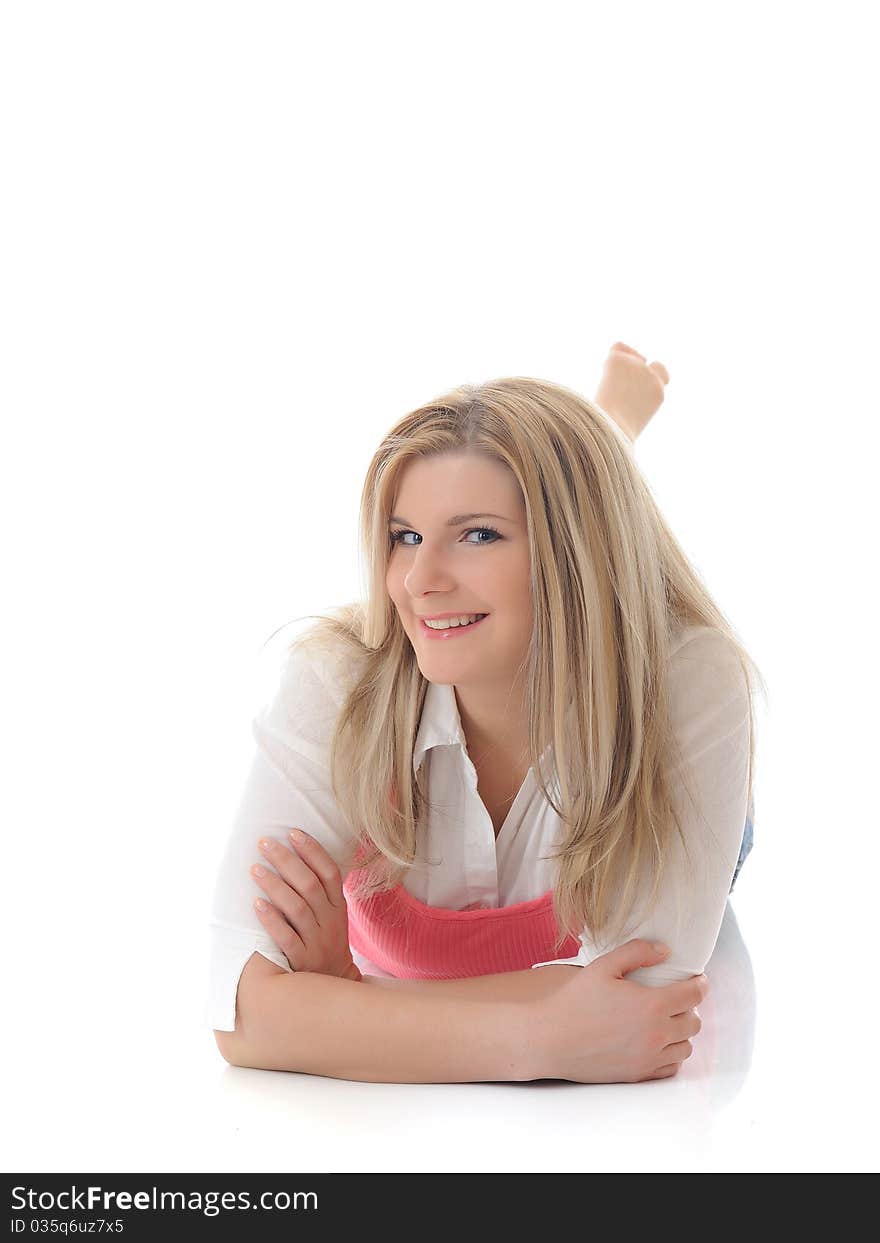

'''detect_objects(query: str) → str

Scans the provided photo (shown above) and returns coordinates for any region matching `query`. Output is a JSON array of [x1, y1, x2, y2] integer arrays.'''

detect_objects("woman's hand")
[[594, 341, 670, 442], [251, 831, 363, 982], [529, 939, 708, 1083]]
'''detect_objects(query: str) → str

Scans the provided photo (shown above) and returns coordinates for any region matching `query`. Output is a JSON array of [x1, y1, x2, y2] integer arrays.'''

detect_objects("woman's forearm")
[[222, 966, 552, 1083]]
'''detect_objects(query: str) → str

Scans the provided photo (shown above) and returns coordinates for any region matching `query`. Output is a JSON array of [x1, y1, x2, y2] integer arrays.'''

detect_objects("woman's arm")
[[217, 941, 704, 1084], [215, 951, 543, 1083], [207, 645, 364, 1033]]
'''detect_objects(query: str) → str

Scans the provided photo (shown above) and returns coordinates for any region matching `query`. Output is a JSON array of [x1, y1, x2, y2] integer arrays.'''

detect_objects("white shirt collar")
[[413, 680, 466, 776]]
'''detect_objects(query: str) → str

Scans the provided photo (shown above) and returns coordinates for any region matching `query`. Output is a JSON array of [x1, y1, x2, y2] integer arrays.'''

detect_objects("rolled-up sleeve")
[[206, 644, 360, 1031], [531, 627, 753, 985]]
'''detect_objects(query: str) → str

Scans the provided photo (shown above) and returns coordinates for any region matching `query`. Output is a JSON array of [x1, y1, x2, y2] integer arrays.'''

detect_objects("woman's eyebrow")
[[388, 511, 513, 527]]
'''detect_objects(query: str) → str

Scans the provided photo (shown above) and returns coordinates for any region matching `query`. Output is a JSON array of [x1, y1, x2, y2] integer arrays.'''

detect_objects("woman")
[[207, 343, 763, 1084]]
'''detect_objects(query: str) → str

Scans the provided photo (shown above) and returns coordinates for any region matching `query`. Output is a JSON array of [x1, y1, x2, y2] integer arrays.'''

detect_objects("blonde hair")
[[277, 376, 767, 953]]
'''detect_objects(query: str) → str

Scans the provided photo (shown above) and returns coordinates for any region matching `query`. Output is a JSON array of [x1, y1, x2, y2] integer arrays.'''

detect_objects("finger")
[[287, 830, 346, 909], [252, 862, 321, 939], [257, 835, 331, 920], [647, 1063, 680, 1079], [660, 1038, 694, 1062], [649, 361, 670, 385], [668, 974, 709, 1015], [253, 895, 306, 967], [668, 1009, 702, 1043]]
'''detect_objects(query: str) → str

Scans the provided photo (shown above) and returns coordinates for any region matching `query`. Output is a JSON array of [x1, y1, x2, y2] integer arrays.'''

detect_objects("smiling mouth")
[[418, 613, 490, 637]]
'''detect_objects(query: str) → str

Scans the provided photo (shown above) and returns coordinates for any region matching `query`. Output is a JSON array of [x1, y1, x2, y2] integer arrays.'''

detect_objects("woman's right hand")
[[529, 939, 708, 1083]]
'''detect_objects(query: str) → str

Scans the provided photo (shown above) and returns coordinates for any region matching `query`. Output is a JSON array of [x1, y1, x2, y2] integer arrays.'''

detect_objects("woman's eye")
[[389, 526, 501, 548]]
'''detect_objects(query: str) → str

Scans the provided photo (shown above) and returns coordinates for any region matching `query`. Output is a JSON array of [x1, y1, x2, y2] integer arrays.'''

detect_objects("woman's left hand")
[[251, 831, 363, 981]]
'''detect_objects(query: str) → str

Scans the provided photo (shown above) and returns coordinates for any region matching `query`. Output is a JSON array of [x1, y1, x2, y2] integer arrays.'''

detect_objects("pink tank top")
[[342, 846, 581, 979]]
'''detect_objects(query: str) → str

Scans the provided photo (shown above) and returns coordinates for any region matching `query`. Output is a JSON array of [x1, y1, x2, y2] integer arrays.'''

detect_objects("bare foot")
[[594, 342, 670, 441]]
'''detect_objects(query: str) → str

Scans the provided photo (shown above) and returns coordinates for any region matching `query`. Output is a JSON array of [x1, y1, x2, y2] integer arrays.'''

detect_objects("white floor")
[[4, 832, 877, 1173]]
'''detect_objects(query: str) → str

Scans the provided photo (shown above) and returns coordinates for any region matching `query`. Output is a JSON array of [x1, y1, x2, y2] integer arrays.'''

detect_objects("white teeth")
[[423, 613, 487, 630]]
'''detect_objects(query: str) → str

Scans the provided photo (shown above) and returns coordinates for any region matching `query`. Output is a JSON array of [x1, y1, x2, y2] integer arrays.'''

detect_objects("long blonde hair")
[[278, 376, 766, 953]]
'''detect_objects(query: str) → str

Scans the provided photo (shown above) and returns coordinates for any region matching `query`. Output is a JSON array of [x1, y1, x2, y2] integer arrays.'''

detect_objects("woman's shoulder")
[[290, 627, 371, 704], [254, 627, 368, 764], [669, 622, 741, 670], [667, 623, 750, 724]]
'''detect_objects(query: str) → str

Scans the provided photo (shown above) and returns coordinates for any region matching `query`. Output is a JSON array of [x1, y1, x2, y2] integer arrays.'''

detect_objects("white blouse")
[[206, 624, 752, 1031]]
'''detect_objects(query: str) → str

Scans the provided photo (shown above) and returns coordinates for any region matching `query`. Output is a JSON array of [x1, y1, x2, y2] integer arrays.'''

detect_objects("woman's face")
[[385, 451, 533, 685]]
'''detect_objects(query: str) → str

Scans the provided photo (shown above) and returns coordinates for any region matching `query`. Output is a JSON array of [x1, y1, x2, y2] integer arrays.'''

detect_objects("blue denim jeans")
[[728, 793, 755, 893]]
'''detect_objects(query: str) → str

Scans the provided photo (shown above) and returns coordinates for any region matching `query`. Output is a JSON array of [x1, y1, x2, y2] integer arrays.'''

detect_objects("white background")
[[2, 0, 877, 1175]]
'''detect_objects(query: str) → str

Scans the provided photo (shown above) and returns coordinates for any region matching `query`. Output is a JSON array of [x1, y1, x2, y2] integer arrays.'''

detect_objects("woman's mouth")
[[419, 613, 490, 641]]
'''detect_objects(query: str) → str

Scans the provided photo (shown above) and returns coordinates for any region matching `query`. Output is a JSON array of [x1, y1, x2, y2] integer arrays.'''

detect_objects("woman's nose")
[[403, 545, 458, 594]]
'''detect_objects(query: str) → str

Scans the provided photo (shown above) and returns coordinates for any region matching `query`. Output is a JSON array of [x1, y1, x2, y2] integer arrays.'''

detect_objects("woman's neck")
[[454, 685, 530, 774]]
